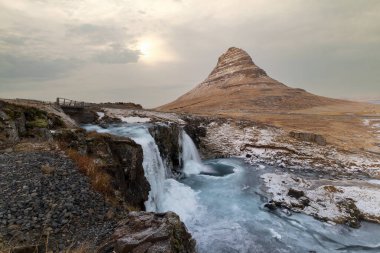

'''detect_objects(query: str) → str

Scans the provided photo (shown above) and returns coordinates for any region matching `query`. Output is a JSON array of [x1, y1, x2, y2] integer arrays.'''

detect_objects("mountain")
[[157, 47, 343, 114]]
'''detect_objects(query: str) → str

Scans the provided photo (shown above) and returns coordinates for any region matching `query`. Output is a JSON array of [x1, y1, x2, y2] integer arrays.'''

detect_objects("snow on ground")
[[369, 179, 380, 185], [203, 121, 380, 176], [204, 122, 283, 157], [96, 112, 105, 119], [103, 108, 185, 124], [363, 118, 380, 141], [363, 119, 371, 126], [261, 173, 380, 224], [120, 116, 151, 123]]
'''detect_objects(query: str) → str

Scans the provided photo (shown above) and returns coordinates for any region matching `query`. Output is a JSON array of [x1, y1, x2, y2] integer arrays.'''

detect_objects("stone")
[[299, 196, 310, 206], [10, 245, 42, 253], [99, 212, 196, 253], [289, 131, 327, 146], [287, 188, 305, 199], [264, 201, 277, 211]]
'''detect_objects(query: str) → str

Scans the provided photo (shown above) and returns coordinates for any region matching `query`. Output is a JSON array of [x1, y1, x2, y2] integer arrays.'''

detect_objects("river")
[[84, 123, 380, 253]]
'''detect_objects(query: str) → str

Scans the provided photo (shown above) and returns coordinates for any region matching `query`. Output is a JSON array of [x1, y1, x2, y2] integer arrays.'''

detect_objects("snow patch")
[[261, 173, 380, 223], [96, 112, 105, 119], [121, 116, 151, 123]]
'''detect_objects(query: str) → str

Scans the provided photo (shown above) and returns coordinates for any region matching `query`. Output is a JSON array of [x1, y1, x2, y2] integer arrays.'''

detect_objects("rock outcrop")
[[148, 124, 182, 173], [289, 131, 327, 146], [0, 101, 65, 148], [54, 129, 150, 210], [61, 107, 98, 124], [99, 212, 196, 253]]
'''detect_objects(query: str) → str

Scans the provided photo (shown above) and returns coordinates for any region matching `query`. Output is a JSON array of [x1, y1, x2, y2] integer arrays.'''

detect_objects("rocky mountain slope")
[[158, 47, 343, 113]]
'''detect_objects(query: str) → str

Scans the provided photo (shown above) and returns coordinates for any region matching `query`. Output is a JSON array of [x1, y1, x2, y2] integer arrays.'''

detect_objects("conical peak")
[[203, 47, 267, 87], [217, 47, 254, 66]]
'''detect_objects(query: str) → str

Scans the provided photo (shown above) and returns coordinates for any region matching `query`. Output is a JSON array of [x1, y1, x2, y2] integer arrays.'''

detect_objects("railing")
[[56, 98, 85, 109]]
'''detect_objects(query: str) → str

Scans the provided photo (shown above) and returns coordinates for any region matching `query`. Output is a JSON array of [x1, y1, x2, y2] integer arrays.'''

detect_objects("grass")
[[66, 149, 113, 197], [26, 118, 48, 128], [323, 185, 343, 193]]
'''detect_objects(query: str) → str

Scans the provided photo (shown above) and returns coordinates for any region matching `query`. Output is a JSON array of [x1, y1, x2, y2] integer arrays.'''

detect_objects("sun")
[[138, 40, 152, 58], [133, 36, 178, 64], [135, 39, 157, 63]]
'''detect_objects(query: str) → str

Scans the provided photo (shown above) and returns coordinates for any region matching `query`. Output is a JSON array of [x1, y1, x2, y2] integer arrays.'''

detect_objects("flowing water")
[[84, 123, 380, 253]]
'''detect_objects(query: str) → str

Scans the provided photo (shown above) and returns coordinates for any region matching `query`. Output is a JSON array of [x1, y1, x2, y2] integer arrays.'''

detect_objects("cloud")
[[0, 53, 80, 80], [94, 44, 141, 64], [65, 23, 128, 45]]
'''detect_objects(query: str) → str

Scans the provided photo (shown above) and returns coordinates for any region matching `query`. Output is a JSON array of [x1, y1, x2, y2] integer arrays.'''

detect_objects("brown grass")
[[64, 243, 91, 253], [323, 185, 343, 193], [66, 149, 112, 196]]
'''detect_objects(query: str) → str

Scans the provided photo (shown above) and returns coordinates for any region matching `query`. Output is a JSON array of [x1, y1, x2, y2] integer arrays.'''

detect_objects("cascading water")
[[124, 127, 167, 211], [181, 130, 215, 176]]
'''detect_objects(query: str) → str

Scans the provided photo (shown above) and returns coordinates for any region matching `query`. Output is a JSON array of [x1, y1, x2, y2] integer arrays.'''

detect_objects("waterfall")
[[84, 124, 200, 221], [133, 128, 199, 220], [130, 128, 167, 212], [181, 130, 214, 176]]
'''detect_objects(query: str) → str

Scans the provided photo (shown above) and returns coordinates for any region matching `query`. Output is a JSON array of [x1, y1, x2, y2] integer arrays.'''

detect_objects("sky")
[[0, 0, 379, 108]]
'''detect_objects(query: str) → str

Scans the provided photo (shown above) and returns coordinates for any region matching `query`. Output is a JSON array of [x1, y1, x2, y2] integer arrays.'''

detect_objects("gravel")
[[0, 151, 124, 251]]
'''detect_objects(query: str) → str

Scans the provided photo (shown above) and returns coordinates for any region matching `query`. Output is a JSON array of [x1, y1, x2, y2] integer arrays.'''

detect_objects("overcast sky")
[[0, 0, 379, 108]]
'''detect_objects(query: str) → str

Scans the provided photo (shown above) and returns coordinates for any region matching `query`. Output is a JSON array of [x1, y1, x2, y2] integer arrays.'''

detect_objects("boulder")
[[287, 188, 305, 199], [289, 131, 327, 146], [99, 212, 196, 253]]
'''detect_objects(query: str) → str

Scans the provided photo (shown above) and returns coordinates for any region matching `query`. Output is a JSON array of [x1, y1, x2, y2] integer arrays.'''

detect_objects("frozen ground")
[[103, 108, 185, 124], [261, 173, 380, 225]]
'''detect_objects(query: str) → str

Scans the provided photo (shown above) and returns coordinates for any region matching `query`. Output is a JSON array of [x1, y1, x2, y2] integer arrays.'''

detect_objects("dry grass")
[[323, 185, 343, 193], [0, 243, 92, 253], [66, 149, 112, 196], [13, 142, 57, 152], [63, 243, 91, 253]]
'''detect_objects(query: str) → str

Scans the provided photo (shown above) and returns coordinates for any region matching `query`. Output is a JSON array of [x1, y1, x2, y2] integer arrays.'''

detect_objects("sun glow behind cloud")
[[133, 36, 179, 64]]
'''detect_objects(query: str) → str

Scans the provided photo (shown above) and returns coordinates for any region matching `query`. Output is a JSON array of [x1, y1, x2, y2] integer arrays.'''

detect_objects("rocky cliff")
[[54, 129, 150, 210]]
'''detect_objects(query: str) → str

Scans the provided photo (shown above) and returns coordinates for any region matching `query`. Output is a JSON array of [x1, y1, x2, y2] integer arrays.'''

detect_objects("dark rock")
[[287, 188, 305, 199], [61, 107, 98, 124], [10, 245, 43, 253], [54, 129, 150, 210], [337, 198, 363, 228], [149, 123, 181, 173], [299, 196, 310, 206], [99, 212, 196, 253], [264, 200, 277, 211]]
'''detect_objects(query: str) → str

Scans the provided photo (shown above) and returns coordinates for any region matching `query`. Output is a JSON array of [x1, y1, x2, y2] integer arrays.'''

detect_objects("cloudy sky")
[[0, 0, 379, 108]]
